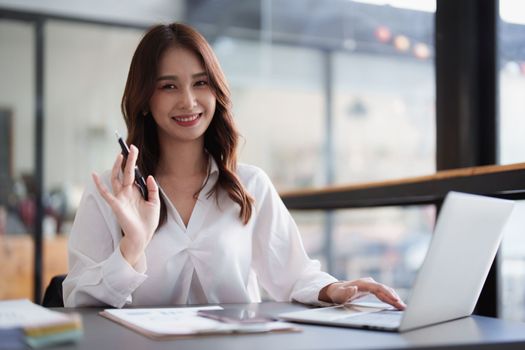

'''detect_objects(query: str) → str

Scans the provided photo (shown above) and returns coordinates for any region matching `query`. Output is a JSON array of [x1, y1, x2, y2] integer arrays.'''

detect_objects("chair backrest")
[[42, 274, 67, 307]]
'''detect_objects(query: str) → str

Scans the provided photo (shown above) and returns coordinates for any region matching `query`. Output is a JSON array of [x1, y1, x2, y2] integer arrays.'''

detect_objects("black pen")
[[115, 131, 148, 200]]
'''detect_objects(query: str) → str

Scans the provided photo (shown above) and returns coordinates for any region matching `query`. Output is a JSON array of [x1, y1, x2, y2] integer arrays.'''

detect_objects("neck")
[[156, 137, 207, 178]]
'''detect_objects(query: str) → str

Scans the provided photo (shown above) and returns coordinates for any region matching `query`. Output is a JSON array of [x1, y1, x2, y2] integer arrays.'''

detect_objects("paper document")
[[0, 299, 83, 349], [100, 305, 299, 339], [0, 299, 73, 328]]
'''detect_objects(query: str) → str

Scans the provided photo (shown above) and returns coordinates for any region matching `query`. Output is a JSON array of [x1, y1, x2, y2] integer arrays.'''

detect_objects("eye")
[[161, 83, 176, 90], [194, 80, 208, 87]]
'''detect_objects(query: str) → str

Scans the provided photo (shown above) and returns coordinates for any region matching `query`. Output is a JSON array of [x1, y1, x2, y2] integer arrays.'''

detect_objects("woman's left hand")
[[319, 277, 406, 310]]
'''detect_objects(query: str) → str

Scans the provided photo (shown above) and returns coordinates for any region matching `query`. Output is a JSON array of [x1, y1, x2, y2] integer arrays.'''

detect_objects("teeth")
[[174, 114, 199, 122]]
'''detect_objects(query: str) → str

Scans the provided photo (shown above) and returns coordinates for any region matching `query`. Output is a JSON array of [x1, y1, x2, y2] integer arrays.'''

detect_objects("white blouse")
[[63, 157, 337, 308]]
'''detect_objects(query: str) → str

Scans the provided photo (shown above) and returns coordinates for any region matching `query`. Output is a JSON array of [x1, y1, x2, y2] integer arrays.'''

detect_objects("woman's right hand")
[[319, 277, 406, 310], [92, 145, 160, 267]]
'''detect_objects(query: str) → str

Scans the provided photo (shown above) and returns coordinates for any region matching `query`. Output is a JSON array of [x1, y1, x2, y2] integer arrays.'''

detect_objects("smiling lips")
[[171, 113, 202, 127]]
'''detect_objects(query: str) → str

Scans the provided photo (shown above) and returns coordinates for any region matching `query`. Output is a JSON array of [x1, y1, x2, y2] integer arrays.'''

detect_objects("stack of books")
[[0, 299, 82, 349]]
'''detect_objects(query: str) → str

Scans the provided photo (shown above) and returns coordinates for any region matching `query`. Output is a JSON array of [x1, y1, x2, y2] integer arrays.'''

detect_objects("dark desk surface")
[[54, 302, 525, 350]]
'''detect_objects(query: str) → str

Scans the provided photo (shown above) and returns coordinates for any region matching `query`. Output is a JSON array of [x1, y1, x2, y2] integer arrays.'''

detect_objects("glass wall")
[[0, 19, 36, 299], [333, 53, 435, 184], [333, 206, 434, 299], [1, 0, 436, 302], [498, 0, 525, 322], [499, 0, 525, 165], [44, 21, 143, 232], [205, 0, 437, 299], [41, 21, 144, 298], [0, 16, 145, 300], [326, 1, 435, 297], [215, 38, 326, 190]]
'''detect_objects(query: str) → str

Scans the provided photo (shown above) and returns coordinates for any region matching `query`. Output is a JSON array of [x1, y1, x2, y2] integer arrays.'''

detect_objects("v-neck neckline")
[[155, 154, 218, 234], [157, 181, 214, 235], [158, 185, 192, 232]]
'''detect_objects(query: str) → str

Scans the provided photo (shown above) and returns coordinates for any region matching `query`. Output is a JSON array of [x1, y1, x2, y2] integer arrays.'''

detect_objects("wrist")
[[318, 282, 342, 303], [119, 237, 145, 266]]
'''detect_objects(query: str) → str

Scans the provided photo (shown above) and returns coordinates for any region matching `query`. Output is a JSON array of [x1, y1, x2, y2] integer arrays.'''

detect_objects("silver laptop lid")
[[399, 192, 514, 331]]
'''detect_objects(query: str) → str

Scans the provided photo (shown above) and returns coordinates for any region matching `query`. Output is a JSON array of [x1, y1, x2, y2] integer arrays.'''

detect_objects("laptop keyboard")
[[340, 310, 403, 328]]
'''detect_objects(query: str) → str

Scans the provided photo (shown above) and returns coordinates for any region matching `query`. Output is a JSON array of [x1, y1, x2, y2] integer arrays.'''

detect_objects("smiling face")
[[149, 46, 216, 147]]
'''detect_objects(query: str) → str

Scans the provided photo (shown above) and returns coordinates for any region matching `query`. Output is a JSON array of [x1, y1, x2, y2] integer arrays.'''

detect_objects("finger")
[[392, 288, 403, 300], [387, 286, 403, 302], [146, 175, 160, 204], [111, 153, 124, 193], [122, 145, 138, 187], [345, 280, 399, 306], [340, 279, 406, 310], [372, 286, 406, 310], [375, 290, 406, 310], [92, 173, 118, 209], [377, 285, 400, 303]]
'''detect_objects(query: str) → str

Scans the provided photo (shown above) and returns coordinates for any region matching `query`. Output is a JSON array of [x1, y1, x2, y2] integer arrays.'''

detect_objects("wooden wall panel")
[[0, 235, 68, 302]]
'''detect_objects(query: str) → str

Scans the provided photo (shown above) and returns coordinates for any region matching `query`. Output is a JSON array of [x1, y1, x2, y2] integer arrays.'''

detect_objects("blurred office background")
[[0, 0, 524, 321]]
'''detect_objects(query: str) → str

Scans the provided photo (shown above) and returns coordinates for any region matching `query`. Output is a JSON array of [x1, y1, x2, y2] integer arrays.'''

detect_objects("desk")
[[54, 302, 525, 350]]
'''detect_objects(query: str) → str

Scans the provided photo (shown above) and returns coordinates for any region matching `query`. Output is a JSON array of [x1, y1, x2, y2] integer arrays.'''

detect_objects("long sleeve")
[[64, 161, 336, 308], [250, 169, 337, 306], [62, 173, 148, 308]]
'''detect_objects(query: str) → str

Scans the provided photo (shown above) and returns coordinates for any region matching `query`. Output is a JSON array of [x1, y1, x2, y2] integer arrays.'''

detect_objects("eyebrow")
[[156, 72, 207, 81]]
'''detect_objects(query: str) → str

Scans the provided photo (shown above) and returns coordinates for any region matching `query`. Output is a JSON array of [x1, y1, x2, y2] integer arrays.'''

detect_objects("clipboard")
[[99, 306, 300, 340]]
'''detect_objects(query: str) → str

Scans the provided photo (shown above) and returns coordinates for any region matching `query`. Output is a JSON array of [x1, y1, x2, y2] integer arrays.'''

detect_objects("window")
[[332, 206, 434, 299], [1, 0, 437, 301], [499, 1, 525, 165], [498, 0, 525, 322], [214, 38, 326, 190], [333, 52, 435, 184], [0, 19, 35, 299], [203, 0, 437, 296]]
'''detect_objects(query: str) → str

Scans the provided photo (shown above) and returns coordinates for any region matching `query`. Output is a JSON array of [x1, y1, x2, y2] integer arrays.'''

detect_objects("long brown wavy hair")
[[121, 22, 254, 227]]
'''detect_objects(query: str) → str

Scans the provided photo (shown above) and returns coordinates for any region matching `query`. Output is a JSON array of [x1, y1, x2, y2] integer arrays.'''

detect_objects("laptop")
[[279, 191, 514, 332]]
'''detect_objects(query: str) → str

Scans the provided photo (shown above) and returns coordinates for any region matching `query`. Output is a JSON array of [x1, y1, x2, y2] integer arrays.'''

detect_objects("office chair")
[[42, 274, 67, 307]]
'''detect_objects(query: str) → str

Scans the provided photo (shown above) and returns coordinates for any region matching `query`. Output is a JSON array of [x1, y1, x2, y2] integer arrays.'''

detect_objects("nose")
[[177, 87, 197, 110]]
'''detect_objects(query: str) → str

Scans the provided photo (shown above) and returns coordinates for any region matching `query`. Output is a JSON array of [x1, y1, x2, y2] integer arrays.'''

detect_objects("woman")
[[63, 23, 406, 310]]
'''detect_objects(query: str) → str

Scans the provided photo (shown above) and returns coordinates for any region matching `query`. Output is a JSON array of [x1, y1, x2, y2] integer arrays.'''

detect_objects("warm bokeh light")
[[375, 26, 392, 43], [413, 42, 430, 59], [394, 35, 410, 52]]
